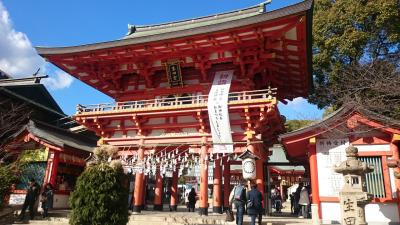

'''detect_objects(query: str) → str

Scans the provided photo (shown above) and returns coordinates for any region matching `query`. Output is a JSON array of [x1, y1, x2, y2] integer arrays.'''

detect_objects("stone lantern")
[[334, 145, 374, 225], [238, 149, 259, 180]]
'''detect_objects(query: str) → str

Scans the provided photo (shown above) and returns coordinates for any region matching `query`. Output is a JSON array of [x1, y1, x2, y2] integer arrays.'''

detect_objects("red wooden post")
[[133, 147, 145, 213], [223, 157, 231, 211], [153, 170, 163, 211], [199, 144, 209, 215], [308, 137, 321, 220], [170, 169, 178, 211], [213, 159, 222, 214], [390, 136, 400, 218], [49, 151, 59, 187]]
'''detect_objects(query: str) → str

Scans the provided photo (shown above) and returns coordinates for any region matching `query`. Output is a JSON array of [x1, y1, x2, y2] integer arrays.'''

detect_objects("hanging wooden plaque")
[[165, 61, 183, 87]]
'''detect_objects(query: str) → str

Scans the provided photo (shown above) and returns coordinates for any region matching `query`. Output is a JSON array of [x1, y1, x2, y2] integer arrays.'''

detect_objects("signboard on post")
[[316, 138, 349, 197], [207, 70, 234, 153]]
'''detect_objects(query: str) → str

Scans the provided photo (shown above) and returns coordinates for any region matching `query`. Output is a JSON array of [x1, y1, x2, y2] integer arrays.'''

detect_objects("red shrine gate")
[[37, 0, 313, 215]]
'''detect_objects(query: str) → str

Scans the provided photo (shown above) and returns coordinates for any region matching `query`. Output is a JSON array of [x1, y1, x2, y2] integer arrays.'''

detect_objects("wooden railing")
[[76, 88, 276, 114]]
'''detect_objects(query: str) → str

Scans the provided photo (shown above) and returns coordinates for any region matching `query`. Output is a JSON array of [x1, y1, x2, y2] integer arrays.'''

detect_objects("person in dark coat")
[[246, 180, 263, 225], [19, 178, 40, 220], [40, 183, 54, 218], [188, 188, 197, 212], [229, 180, 246, 225]]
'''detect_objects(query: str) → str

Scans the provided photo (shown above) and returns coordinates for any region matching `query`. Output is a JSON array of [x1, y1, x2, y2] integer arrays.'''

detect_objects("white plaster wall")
[[389, 168, 397, 198], [231, 125, 244, 133], [148, 129, 164, 136], [111, 131, 124, 138], [127, 130, 137, 138], [365, 203, 399, 223], [177, 115, 196, 123], [321, 202, 400, 224], [321, 202, 341, 224], [106, 120, 120, 128], [147, 118, 165, 125], [354, 144, 390, 152], [181, 128, 198, 133], [53, 194, 69, 209], [124, 120, 134, 126]]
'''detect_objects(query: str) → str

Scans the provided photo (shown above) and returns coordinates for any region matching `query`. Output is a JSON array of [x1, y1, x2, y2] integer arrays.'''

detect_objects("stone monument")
[[334, 145, 374, 225]]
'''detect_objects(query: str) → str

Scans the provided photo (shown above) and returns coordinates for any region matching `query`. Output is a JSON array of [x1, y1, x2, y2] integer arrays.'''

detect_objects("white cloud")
[[0, 2, 73, 90], [42, 70, 73, 90], [285, 97, 307, 111], [278, 97, 323, 120]]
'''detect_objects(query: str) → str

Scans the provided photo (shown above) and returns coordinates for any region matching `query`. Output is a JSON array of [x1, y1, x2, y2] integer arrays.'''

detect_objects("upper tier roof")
[[36, 0, 312, 55], [123, 2, 266, 39], [36, 0, 313, 101]]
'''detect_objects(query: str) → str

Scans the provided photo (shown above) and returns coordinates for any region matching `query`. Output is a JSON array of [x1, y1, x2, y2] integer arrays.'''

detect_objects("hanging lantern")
[[238, 149, 260, 180]]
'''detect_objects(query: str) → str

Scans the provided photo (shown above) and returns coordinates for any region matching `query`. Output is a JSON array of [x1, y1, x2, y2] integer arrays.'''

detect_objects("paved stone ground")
[[3, 202, 312, 225]]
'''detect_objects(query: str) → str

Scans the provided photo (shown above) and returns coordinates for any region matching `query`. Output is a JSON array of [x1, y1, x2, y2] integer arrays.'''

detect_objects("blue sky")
[[0, 0, 323, 119]]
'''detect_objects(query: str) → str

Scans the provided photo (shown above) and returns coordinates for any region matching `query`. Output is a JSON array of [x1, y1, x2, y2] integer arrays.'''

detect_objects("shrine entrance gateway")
[[36, 0, 313, 216]]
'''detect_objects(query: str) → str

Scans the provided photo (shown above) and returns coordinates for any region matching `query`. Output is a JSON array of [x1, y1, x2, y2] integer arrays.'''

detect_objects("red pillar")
[[223, 157, 231, 210], [49, 151, 59, 187], [256, 159, 265, 206], [390, 138, 400, 217], [170, 169, 178, 211], [213, 159, 222, 214], [133, 147, 145, 213], [199, 144, 209, 216], [153, 170, 163, 211], [308, 138, 321, 220]]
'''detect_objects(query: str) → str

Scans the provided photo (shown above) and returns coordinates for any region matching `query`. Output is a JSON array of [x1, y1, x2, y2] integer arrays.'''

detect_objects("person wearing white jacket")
[[298, 186, 310, 218]]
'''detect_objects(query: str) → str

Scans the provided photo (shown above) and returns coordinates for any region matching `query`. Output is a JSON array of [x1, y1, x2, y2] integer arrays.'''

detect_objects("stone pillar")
[[213, 159, 223, 214], [170, 169, 178, 211], [133, 147, 145, 213], [199, 144, 209, 216], [153, 170, 163, 211], [308, 137, 321, 224], [223, 158, 231, 211]]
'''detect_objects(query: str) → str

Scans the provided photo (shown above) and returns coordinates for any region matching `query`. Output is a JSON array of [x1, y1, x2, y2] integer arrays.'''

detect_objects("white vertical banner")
[[208, 70, 234, 153]]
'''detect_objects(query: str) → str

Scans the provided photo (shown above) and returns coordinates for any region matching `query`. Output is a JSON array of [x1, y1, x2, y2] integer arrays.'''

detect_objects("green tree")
[[69, 145, 128, 225], [285, 120, 315, 132], [309, 0, 400, 111], [0, 163, 18, 208]]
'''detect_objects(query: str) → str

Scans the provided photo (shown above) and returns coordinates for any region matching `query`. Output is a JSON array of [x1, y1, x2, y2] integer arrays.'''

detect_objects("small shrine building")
[[36, 0, 313, 214], [280, 105, 400, 224], [0, 77, 97, 208]]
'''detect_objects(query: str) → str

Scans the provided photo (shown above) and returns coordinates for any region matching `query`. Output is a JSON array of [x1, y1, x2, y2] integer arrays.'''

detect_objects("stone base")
[[213, 206, 223, 214], [153, 204, 163, 211], [311, 204, 320, 225], [169, 205, 177, 211], [223, 206, 230, 212], [132, 205, 142, 213], [198, 207, 208, 216]]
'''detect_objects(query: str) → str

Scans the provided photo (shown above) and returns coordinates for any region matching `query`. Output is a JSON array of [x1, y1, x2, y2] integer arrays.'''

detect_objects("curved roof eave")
[[36, 0, 313, 56]]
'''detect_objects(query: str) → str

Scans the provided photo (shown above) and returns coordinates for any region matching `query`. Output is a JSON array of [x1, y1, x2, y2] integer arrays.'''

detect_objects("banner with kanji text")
[[207, 70, 234, 153]]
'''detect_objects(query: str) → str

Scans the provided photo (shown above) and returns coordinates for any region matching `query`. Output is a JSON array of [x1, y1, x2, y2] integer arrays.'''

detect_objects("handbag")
[[225, 209, 234, 222], [40, 195, 47, 203], [247, 199, 254, 208]]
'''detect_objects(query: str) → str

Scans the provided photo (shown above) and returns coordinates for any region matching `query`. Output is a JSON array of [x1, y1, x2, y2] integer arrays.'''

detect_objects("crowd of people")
[[18, 178, 54, 221], [289, 182, 311, 218], [228, 179, 263, 225]]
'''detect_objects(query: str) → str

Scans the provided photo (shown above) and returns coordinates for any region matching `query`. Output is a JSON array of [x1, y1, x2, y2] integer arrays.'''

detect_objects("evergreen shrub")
[[69, 145, 128, 225]]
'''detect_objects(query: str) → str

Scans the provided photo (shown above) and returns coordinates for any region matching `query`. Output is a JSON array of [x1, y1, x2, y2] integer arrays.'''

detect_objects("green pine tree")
[[69, 145, 129, 225]]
